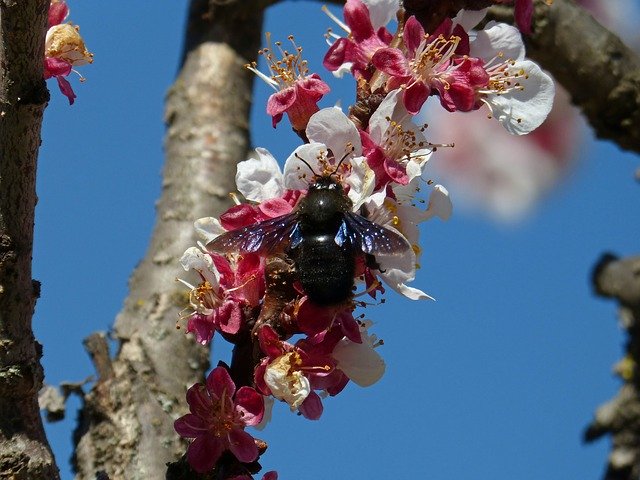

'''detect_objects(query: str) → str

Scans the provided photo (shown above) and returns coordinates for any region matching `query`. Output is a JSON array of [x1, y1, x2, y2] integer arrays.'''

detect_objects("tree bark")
[[0, 1, 60, 479], [72, 1, 265, 478]]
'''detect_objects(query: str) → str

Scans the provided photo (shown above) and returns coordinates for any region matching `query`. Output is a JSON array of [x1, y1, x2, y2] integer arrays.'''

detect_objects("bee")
[[206, 157, 412, 305]]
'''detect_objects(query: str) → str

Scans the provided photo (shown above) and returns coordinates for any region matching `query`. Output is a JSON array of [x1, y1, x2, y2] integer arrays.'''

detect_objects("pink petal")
[[344, 0, 375, 42], [323, 38, 349, 72], [187, 434, 223, 473], [298, 391, 323, 420], [185, 384, 212, 418], [271, 112, 283, 129], [266, 87, 296, 117], [253, 361, 271, 396], [403, 16, 424, 56], [235, 387, 265, 426], [185, 313, 215, 345], [44, 57, 71, 78], [298, 74, 330, 99], [216, 300, 243, 335], [263, 472, 278, 480], [48, 1, 68, 26], [174, 413, 207, 438], [372, 48, 410, 77], [55, 75, 76, 105], [259, 197, 292, 218], [258, 325, 285, 359], [219, 203, 260, 230], [296, 299, 333, 336], [452, 24, 470, 55], [227, 428, 259, 463], [206, 366, 236, 400], [515, 0, 534, 34], [340, 312, 362, 344], [377, 26, 393, 45], [403, 81, 430, 115]]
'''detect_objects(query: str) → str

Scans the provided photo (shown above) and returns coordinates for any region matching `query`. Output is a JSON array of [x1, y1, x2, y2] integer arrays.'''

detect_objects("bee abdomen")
[[290, 234, 355, 305]]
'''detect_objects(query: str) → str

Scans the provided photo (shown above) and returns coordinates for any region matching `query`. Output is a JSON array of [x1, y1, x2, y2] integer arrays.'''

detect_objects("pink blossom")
[[254, 325, 344, 419], [323, 0, 393, 79], [372, 15, 488, 114], [247, 36, 329, 131], [174, 367, 265, 473], [178, 248, 265, 344]]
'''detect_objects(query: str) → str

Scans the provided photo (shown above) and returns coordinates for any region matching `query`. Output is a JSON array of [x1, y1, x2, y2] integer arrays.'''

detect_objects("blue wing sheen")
[[342, 212, 412, 257], [206, 213, 299, 255]]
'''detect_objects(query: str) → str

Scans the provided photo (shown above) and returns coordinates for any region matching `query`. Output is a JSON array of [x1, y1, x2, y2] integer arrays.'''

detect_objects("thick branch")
[[586, 254, 640, 480], [72, 1, 264, 478], [0, 1, 60, 479]]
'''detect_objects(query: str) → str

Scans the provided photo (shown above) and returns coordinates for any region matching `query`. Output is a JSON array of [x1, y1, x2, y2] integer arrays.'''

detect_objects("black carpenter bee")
[[206, 157, 412, 305]]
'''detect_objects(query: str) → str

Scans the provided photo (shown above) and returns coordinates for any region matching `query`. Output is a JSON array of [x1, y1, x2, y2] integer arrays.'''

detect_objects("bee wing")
[[338, 212, 412, 258], [206, 213, 299, 255]]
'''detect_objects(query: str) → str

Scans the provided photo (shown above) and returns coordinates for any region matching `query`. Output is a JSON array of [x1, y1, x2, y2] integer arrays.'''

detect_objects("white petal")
[[363, 0, 398, 29], [264, 358, 310, 410], [194, 217, 226, 244], [283, 142, 327, 190], [236, 148, 284, 202], [452, 8, 488, 31], [422, 185, 453, 221], [254, 396, 273, 431], [346, 156, 376, 211], [471, 22, 525, 61], [306, 107, 362, 159], [368, 90, 402, 144], [179, 247, 220, 286], [389, 282, 434, 300], [333, 338, 385, 387], [331, 62, 353, 79], [487, 60, 555, 135]]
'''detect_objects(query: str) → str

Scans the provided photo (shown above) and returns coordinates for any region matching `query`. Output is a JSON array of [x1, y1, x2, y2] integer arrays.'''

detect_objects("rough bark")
[[585, 254, 640, 480], [72, 1, 264, 478], [0, 1, 61, 479]]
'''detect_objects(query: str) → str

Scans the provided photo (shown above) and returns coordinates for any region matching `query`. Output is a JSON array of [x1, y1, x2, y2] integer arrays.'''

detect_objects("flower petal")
[[227, 428, 259, 463], [235, 387, 265, 426], [305, 107, 362, 159], [187, 434, 223, 473], [206, 366, 236, 400], [486, 60, 555, 135], [236, 148, 284, 202]]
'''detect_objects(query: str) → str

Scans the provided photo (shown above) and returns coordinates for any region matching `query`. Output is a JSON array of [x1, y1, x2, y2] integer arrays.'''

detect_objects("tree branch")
[[0, 1, 61, 478], [72, 1, 265, 478], [586, 254, 640, 480]]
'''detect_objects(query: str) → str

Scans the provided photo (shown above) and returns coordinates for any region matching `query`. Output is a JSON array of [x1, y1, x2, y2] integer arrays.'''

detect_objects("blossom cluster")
[[45, 0, 92, 104], [173, 0, 554, 477]]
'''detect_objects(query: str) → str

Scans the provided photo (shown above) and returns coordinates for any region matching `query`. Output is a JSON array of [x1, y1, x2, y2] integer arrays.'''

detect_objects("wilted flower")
[[44, 0, 93, 104]]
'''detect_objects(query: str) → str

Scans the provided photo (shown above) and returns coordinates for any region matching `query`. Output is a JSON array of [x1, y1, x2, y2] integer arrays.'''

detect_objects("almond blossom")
[[247, 35, 330, 131], [371, 11, 554, 133], [178, 247, 264, 344], [322, 0, 395, 79], [174, 367, 265, 473]]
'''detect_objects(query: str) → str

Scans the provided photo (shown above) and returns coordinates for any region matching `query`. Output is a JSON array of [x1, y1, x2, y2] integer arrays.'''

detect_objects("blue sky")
[[36, 1, 639, 478]]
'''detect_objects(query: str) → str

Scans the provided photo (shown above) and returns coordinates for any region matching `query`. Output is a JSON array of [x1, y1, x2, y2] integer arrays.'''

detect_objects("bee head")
[[309, 175, 342, 191]]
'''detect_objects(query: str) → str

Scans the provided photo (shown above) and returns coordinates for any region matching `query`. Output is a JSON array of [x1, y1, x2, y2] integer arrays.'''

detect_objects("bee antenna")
[[294, 153, 319, 177], [330, 145, 355, 177]]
